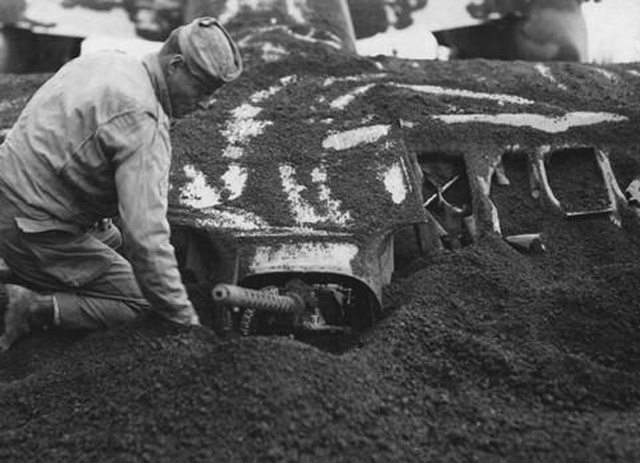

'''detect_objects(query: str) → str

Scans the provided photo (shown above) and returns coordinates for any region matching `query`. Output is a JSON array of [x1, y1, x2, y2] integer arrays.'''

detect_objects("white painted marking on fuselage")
[[251, 76, 295, 103], [195, 211, 269, 231], [534, 63, 568, 90], [323, 124, 391, 150], [432, 112, 628, 133], [310, 167, 326, 183], [312, 166, 352, 223], [323, 74, 388, 87], [392, 84, 535, 105], [279, 164, 352, 226], [222, 146, 244, 160], [187, 75, 297, 213], [222, 164, 248, 201], [381, 163, 407, 204], [259, 42, 289, 62], [399, 119, 416, 129], [330, 84, 376, 109], [281, 75, 297, 85], [250, 242, 358, 273], [222, 103, 271, 158], [180, 165, 221, 208], [223, 77, 295, 159]]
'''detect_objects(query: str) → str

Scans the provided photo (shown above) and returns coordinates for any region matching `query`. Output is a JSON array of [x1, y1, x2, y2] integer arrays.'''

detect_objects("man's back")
[[0, 51, 168, 233]]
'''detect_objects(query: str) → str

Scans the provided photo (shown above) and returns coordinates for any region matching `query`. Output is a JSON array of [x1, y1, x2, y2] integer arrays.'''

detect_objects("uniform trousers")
[[0, 194, 149, 330]]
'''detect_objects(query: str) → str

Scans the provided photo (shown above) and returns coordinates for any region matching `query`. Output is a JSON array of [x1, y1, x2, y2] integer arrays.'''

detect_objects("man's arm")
[[102, 110, 199, 325]]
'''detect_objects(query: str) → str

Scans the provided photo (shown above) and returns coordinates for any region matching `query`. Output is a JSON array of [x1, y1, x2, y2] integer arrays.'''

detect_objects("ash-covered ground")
[[2, 36, 640, 462], [2, 210, 640, 463]]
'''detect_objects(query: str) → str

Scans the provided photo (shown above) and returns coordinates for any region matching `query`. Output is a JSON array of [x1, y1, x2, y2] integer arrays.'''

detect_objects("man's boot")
[[0, 284, 55, 351]]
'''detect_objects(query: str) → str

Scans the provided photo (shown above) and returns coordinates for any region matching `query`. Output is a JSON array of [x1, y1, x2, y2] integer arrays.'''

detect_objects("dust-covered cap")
[[177, 17, 243, 91]]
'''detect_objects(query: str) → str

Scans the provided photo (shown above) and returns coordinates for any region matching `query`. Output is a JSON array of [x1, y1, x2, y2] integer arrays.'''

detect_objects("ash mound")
[[2, 216, 640, 462]]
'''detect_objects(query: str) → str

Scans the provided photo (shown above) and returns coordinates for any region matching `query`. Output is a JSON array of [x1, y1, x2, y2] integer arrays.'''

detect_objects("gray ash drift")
[[3, 227, 640, 462]]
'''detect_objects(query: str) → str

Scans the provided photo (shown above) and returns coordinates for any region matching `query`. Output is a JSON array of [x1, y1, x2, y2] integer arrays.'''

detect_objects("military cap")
[[177, 17, 243, 91]]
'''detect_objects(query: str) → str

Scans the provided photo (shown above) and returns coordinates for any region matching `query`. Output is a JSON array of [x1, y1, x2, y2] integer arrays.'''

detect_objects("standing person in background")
[[0, 16, 242, 350]]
